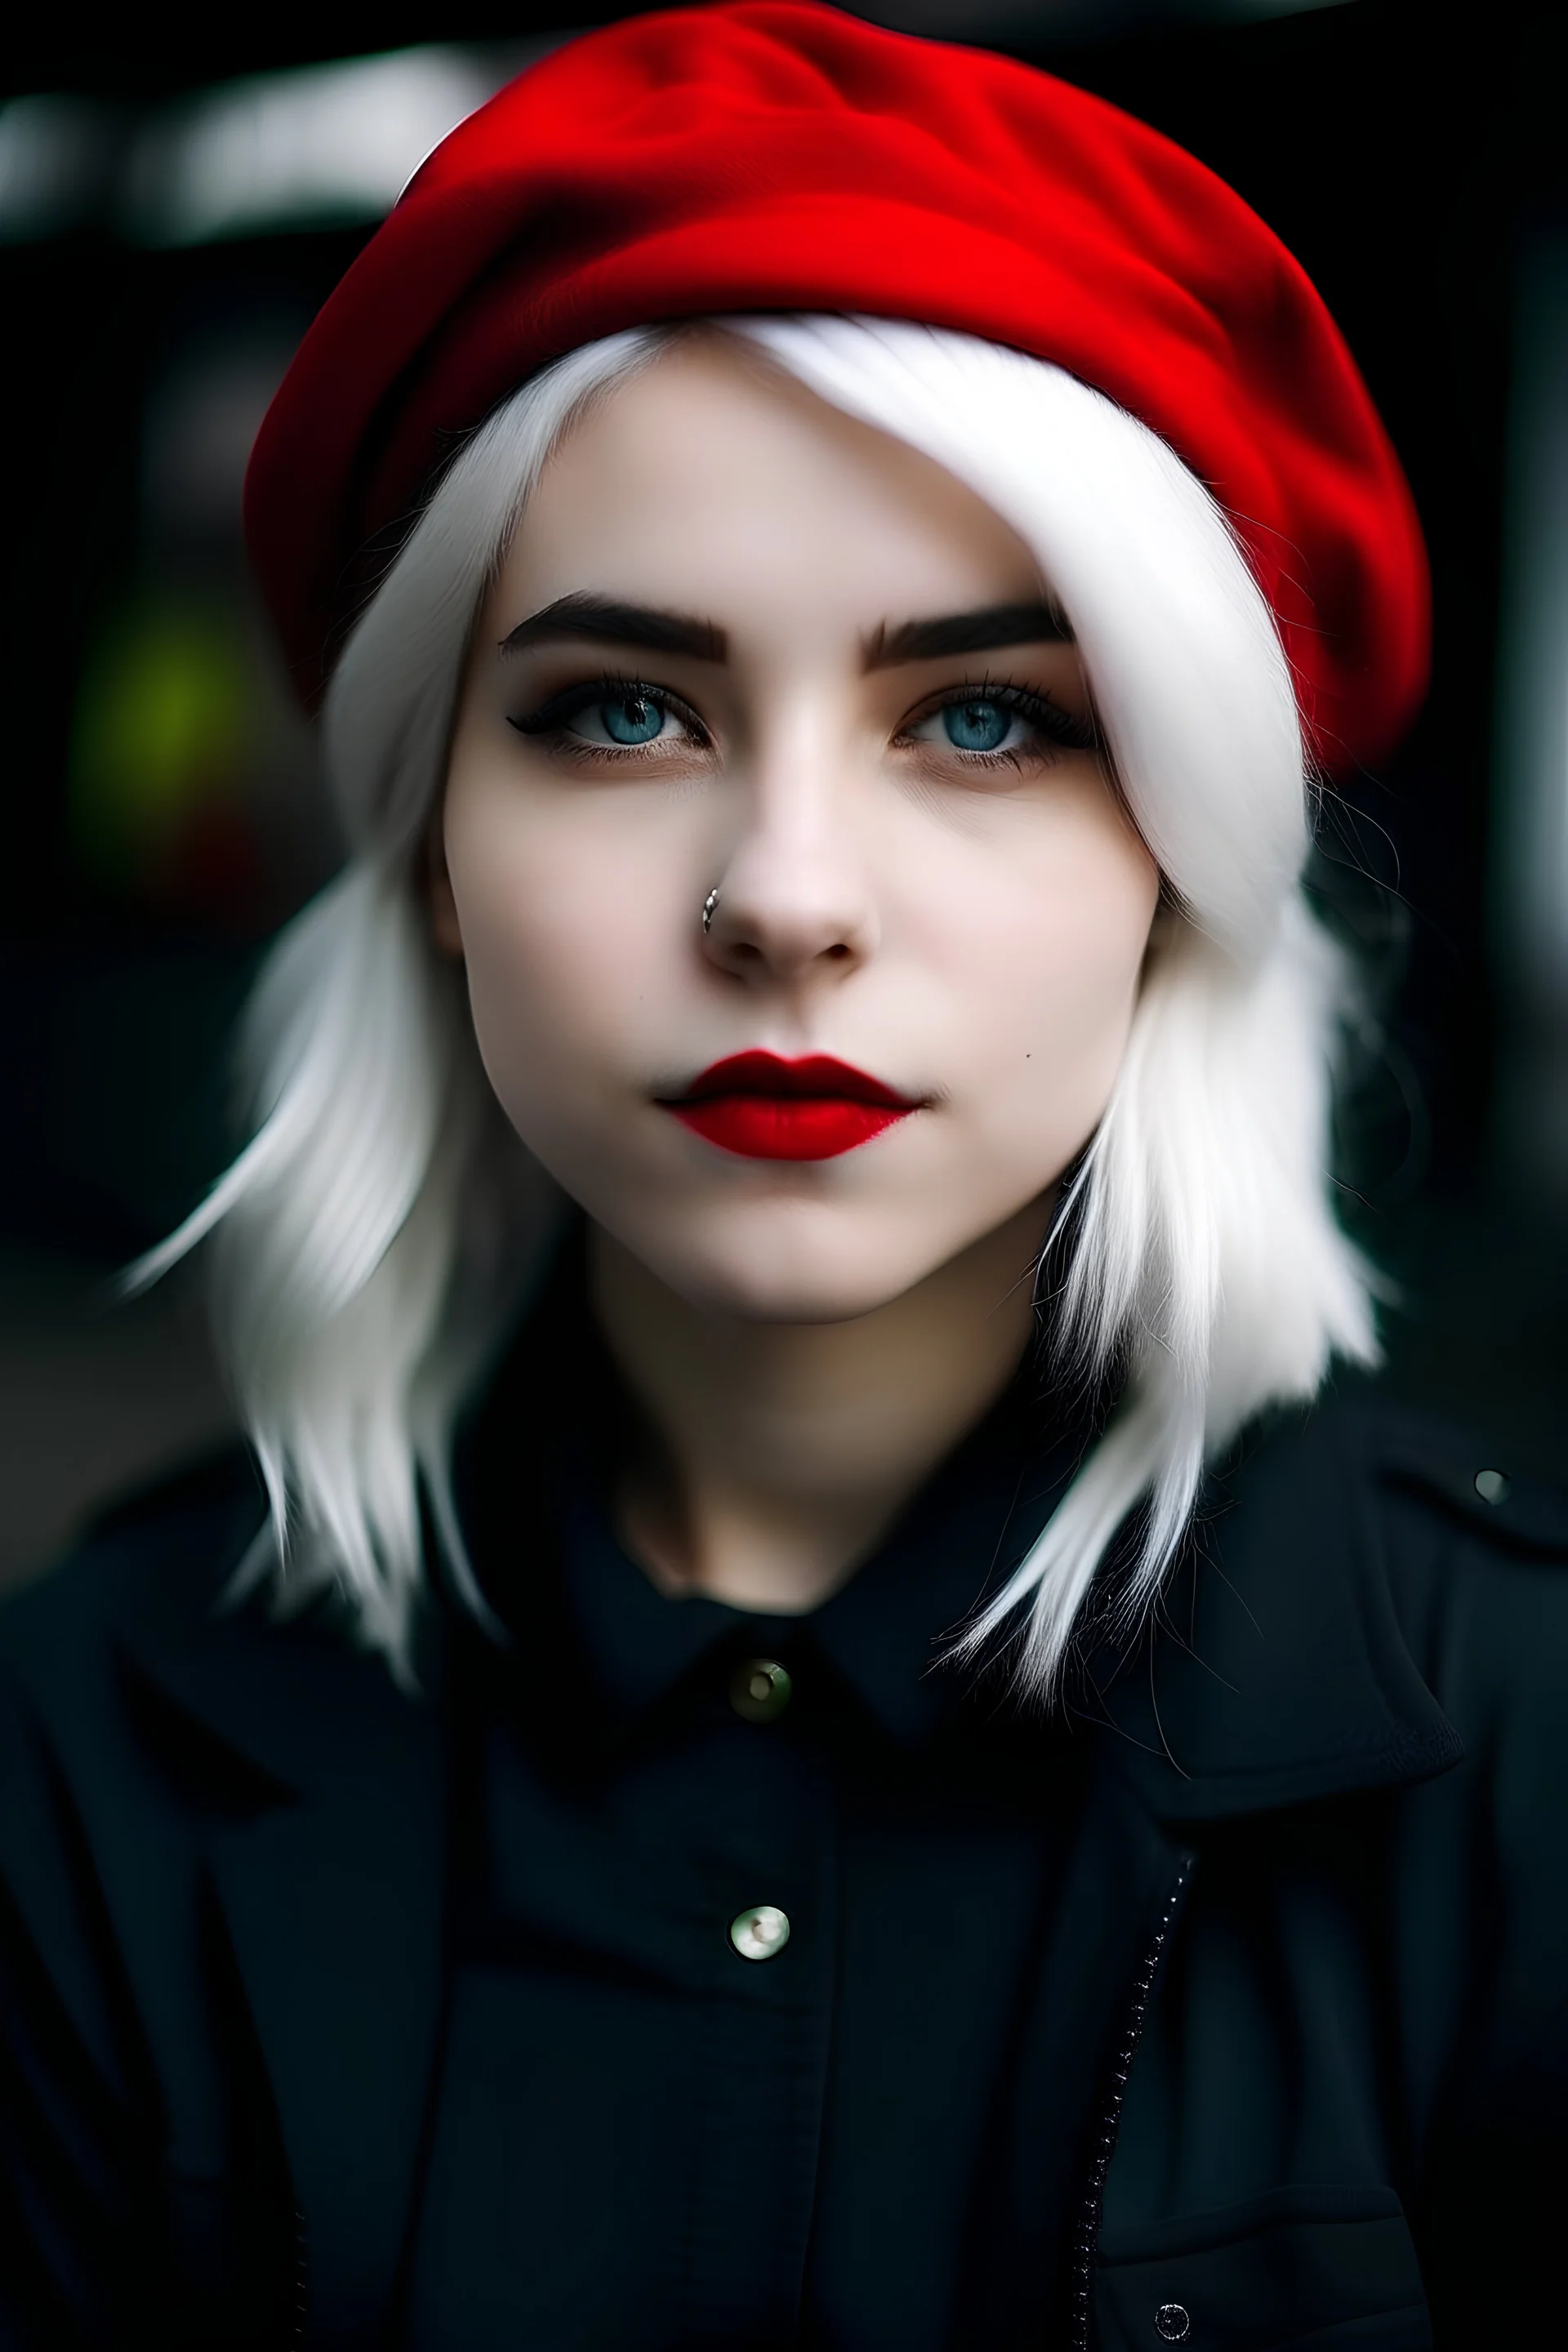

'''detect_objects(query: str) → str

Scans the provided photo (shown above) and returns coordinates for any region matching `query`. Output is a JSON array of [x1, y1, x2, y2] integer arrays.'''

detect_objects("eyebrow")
[[499, 594, 726, 662], [863, 600, 1072, 666], [497, 591, 1073, 669]]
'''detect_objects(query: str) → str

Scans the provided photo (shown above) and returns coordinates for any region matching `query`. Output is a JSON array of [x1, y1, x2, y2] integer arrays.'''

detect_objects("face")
[[435, 338, 1160, 1324]]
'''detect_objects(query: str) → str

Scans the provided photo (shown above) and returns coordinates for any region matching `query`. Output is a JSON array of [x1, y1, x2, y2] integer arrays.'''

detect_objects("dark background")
[[2, 0, 1564, 1585]]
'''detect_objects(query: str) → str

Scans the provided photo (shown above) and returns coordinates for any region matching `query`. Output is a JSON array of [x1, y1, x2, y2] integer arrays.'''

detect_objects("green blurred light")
[[69, 604, 250, 885]]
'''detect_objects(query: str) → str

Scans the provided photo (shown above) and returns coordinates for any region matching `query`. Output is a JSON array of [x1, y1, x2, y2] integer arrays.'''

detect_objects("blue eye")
[[598, 693, 666, 745], [941, 699, 1013, 753], [510, 679, 705, 752], [902, 683, 1096, 764]]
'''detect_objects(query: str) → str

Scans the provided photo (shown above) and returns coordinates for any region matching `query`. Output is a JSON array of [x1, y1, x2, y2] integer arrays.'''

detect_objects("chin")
[[628, 1200, 951, 1327]]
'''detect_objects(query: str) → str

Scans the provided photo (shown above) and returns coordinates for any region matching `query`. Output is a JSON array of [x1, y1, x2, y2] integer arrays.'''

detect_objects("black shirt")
[[4, 1319, 1566, 2346], [403, 1263, 1097, 2350]]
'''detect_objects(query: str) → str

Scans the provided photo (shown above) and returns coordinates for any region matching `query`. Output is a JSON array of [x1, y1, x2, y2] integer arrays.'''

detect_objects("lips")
[[659, 1052, 919, 1161]]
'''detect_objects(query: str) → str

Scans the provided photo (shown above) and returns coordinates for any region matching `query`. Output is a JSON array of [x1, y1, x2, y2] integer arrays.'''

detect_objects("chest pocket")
[[1093, 2182, 1432, 2351]]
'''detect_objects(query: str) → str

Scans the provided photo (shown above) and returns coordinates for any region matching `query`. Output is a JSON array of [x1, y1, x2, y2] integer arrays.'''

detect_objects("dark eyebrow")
[[863, 600, 1072, 669], [499, 594, 727, 662]]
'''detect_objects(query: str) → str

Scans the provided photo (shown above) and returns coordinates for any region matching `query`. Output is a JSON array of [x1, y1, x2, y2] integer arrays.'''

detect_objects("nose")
[[701, 755, 878, 988]]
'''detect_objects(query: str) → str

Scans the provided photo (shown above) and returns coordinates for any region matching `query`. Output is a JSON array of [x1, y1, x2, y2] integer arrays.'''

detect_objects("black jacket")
[[1, 1392, 1565, 2350]]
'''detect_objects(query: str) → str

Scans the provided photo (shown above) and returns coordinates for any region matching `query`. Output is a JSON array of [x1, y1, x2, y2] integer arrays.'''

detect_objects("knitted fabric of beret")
[[245, 0, 1428, 771]]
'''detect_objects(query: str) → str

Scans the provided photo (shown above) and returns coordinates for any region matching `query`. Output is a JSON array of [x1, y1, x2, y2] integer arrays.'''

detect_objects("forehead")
[[503, 336, 1045, 620]]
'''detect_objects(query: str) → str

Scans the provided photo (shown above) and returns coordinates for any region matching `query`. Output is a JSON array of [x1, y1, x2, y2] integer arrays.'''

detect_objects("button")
[[1154, 2305, 1191, 2343], [1474, 1468, 1511, 1505], [729, 1658, 793, 1722], [729, 1904, 791, 1961]]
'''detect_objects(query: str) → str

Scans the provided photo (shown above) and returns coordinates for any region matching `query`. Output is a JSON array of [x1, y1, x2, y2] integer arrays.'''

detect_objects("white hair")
[[136, 315, 1377, 1694]]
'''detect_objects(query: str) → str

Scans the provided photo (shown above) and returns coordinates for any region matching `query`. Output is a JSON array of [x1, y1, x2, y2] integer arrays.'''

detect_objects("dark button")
[[729, 1657, 792, 1722], [1474, 1468, 1511, 1505], [1154, 2304, 1191, 2343]]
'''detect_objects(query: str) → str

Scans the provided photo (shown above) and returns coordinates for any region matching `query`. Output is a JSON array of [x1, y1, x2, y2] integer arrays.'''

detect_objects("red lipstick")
[[661, 1052, 918, 1160]]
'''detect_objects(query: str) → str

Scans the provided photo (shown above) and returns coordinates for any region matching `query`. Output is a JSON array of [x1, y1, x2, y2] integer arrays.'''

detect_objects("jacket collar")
[[107, 1461, 450, 2340], [106, 1381, 1464, 1828], [107, 1454, 448, 1797], [100, 1386, 1462, 2329], [1076, 1396, 1464, 1823]]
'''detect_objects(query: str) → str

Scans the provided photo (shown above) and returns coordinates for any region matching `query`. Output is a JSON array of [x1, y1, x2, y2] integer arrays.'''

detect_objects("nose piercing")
[[702, 886, 720, 937]]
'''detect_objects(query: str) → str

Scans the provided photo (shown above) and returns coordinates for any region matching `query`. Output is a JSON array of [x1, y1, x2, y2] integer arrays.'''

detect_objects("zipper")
[[1067, 1852, 1196, 2352], [289, 2197, 309, 2347]]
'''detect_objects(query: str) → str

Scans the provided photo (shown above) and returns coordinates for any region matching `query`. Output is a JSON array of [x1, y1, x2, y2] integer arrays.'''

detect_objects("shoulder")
[[1094, 1377, 1568, 1822], [1209, 1370, 1568, 1587], [1221, 1388, 1568, 2067], [0, 1441, 444, 1839], [1206, 1381, 1568, 1794], [0, 1452, 271, 2105], [0, 1446, 443, 2067], [0, 1446, 265, 1731], [1220, 1379, 1566, 1558], [0, 1449, 274, 1920]]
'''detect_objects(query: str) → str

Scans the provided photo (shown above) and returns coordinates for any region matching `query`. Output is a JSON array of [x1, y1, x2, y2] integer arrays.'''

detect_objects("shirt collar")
[[457, 1231, 1089, 1750], [552, 1388, 1085, 1748], [434, 1241, 1459, 1811], [102, 1331, 1460, 1820]]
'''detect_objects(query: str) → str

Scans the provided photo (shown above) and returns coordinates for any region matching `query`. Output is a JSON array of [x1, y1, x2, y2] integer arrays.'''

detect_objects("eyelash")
[[507, 674, 710, 759], [506, 672, 1096, 766], [898, 678, 1098, 766]]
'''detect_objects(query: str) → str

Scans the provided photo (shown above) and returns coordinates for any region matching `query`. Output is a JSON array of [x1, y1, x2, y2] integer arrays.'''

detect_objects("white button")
[[729, 1904, 791, 1961]]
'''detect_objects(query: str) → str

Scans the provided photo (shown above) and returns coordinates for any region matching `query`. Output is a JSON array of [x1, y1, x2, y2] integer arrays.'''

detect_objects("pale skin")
[[433, 336, 1160, 1613]]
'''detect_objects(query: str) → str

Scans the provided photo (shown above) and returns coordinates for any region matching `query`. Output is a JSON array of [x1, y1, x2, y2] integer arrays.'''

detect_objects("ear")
[[425, 799, 465, 960]]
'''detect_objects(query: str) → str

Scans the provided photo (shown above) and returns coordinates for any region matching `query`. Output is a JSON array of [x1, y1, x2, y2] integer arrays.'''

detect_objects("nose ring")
[[702, 886, 720, 937]]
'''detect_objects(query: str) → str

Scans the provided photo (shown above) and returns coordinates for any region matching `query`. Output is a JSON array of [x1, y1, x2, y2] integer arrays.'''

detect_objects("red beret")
[[245, 0, 1428, 773]]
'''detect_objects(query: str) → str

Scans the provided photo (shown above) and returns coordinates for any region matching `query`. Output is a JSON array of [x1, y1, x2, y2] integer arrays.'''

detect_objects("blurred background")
[[1, 0, 1563, 1589]]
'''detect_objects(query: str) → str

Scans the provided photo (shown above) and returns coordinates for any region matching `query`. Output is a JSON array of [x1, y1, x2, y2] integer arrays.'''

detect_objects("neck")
[[588, 1200, 1051, 1614]]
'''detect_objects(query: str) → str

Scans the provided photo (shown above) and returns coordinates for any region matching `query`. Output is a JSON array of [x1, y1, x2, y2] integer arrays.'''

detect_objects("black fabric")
[[402, 1262, 1093, 2349], [0, 1257, 1566, 2349]]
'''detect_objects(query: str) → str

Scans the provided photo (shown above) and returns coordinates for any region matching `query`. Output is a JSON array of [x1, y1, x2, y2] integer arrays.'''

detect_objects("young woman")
[[2, 6, 1563, 2346]]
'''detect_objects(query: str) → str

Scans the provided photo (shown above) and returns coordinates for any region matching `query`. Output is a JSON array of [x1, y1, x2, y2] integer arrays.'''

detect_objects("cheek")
[[954, 817, 1157, 1126], [442, 786, 670, 1120]]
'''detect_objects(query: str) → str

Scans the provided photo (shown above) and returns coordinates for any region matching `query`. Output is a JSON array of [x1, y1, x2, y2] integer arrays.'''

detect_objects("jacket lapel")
[[1003, 1407, 1468, 2343], [98, 1396, 1467, 2343], [960, 1745, 1193, 2350], [112, 1516, 449, 2344], [1078, 1406, 1464, 1824]]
